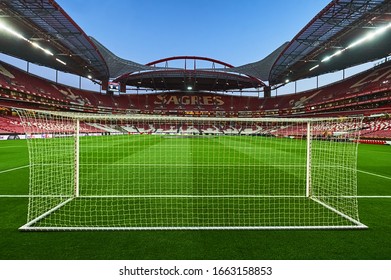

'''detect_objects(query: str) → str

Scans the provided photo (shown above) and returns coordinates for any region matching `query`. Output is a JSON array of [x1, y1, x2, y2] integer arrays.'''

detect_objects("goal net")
[[16, 109, 367, 230]]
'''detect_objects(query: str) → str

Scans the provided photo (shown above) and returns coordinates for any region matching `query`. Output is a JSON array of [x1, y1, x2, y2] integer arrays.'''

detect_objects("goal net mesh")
[[16, 109, 366, 230]]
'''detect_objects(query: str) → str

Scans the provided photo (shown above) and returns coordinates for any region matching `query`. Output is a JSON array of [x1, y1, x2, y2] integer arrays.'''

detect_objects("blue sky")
[[57, 0, 331, 66]]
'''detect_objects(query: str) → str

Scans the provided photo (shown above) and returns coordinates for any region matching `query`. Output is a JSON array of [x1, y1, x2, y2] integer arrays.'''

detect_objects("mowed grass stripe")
[[358, 144, 391, 178], [79, 136, 194, 195], [68, 135, 309, 196], [0, 167, 29, 195], [0, 139, 28, 171], [208, 137, 306, 195]]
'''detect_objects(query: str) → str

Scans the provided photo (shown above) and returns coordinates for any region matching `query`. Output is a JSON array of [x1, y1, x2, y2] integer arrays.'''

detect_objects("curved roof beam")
[[146, 56, 234, 68]]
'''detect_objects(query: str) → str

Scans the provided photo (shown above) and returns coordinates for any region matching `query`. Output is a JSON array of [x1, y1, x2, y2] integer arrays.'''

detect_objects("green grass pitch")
[[0, 138, 390, 259]]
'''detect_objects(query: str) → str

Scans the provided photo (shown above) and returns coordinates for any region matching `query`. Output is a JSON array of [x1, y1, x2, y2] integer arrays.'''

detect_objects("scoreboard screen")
[[108, 82, 120, 92]]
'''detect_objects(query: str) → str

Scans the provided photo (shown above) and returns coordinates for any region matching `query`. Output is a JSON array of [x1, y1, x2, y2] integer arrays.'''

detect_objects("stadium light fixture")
[[56, 58, 66, 65], [347, 23, 391, 50], [43, 49, 54, 56], [334, 49, 343, 56], [187, 86, 193, 90], [31, 41, 54, 56], [321, 49, 345, 63], [0, 22, 37, 49], [372, 22, 391, 36], [311, 23, 391, 72], [346, 36, 370, 49], [1, 20, 59, 64], [0, 21, 25, 40], [309, 64, 319, 71]]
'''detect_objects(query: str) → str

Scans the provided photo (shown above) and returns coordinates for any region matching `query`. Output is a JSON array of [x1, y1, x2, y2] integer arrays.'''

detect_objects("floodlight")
[[334, 50, 343, 56], [366, 31, 377, 41], [56, 58, 66, 65], [0, 22, 25, 40], [373, 23, 391, 36], [347, 37, 366, 49], [43, 49, 54, 56], [347, 24, 391, 50], [322, 49, 345, 63], [309, 64, 319, 71]]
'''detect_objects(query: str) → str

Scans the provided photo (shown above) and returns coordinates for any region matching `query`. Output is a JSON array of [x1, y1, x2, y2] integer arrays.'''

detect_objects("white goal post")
[[15, 109, 367, 230]]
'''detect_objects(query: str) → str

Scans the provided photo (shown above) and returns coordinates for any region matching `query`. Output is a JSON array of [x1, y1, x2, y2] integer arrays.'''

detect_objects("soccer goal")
[[16, 109, 367, 230]]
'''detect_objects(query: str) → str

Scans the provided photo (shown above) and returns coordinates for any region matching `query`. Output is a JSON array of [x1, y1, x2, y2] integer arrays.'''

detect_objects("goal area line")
[[4, 195, 391, 198]]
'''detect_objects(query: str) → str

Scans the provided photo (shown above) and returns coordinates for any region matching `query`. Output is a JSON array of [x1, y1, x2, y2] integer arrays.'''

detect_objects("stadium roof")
[[0, 0, 109, 80], [1, 0, 391, 90], [89, 36, 159, 78], [218, 42, 290, 82], [268, 0, 391, 85], [111, 56, 264, 92], [89, 38, 266, 91]]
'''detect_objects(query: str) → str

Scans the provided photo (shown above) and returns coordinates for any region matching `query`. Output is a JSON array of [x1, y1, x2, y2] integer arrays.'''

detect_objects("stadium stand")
[[0, 116, 25, 133], [1, 58, 391, 122], [360, 119, 391, 139], [1, 108, 389, 140], [0, 114, 105, 134]]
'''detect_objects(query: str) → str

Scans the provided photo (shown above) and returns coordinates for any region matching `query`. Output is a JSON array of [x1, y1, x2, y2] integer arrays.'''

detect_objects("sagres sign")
[[154, 94, 225, 106]]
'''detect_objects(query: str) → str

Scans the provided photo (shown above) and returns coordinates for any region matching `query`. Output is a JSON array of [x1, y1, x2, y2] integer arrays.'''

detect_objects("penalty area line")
[[358, 170, 391, 180], [0, 165, 29, 174], [0, 195, 30, 198], [356, 196, 391, 198]]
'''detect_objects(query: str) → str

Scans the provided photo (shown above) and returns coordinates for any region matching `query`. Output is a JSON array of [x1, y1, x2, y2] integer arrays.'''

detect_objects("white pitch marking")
[[358, 169, 391, 180], [0, 165, 29, 174]]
